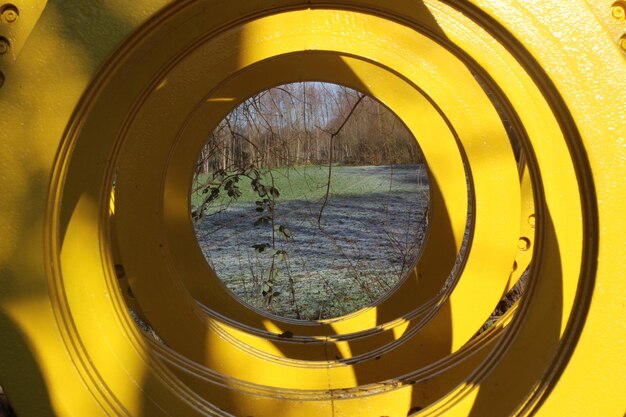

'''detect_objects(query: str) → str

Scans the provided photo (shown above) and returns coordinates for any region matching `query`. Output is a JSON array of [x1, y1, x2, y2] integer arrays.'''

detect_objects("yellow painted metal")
[[113, 11, 519, 367], [0, 1, 623, 417]]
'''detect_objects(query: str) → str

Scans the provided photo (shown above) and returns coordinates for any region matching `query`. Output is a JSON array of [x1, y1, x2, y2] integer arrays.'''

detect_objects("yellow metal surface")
[[0, 1, 623, 416], [112, 11, 519, 371]]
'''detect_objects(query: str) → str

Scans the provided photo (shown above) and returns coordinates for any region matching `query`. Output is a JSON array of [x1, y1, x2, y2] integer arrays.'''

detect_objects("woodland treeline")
[[197, 82, 422, 173]]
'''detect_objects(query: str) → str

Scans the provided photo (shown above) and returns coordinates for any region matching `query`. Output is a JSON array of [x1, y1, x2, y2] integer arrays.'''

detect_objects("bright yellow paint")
[[0, 0, 624, 416]]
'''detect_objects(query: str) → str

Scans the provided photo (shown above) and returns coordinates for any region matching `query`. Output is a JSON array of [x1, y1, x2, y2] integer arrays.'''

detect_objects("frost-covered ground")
[[194, 164, 430, 320]]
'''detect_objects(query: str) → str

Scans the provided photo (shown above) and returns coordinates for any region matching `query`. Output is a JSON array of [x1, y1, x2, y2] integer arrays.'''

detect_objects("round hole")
[[0, 4, 18, 23], [611, 1, 626, 20], [191, 82, 430, 320], [0, 37, 9, 55], [518, 236, 531, 251]]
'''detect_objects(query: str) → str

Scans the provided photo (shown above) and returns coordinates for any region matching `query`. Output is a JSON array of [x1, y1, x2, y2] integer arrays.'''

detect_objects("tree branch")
[[317, 93, 366, 229]]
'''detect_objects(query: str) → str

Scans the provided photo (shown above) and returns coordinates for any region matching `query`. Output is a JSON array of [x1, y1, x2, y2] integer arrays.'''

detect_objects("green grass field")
[[191, 164, 427, 209]]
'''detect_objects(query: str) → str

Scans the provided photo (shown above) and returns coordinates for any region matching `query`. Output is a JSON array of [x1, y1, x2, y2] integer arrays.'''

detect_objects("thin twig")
[[317, 93, 365, 228]]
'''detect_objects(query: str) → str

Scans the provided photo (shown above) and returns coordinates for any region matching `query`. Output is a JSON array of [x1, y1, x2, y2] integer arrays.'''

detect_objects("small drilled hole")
[[611, 1, 626, 20], [518, 237, 531, 251], [0, 4, 18, 23], [0, 36, 9, 55]]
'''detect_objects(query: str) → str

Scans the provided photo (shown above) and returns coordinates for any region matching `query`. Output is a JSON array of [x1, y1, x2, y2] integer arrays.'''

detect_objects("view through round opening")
[[191, 82, 430, 320]]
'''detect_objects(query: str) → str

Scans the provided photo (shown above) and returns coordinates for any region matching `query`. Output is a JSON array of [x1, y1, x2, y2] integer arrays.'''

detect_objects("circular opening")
[[0, 37, 9, 55], [0, 4, 18, 23], [191, 82, 429, 320], [611, 1, 626, 20]]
